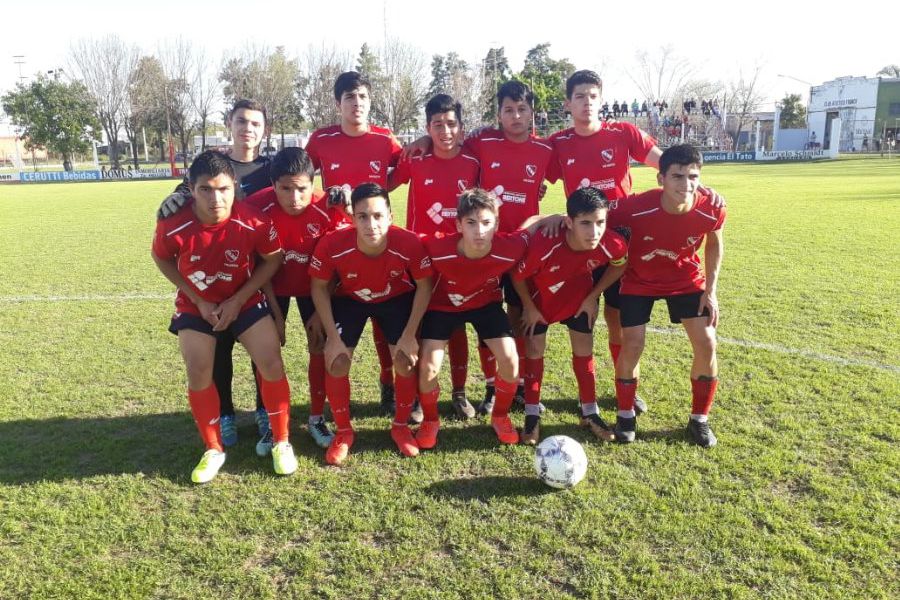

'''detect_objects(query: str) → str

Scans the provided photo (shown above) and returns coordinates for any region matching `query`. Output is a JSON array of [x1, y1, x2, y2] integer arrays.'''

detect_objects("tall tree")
[[725, 63, 767, 151], [124, 56, 167, 168], [480, 47, 511, 123], [69, 35, 139, 168], [779, 93, 807, 129], [188, 48, 221, 152], [2, 75, 101, 171], [299, 44, 350, 130], [372, 38, 429, 134], [628, 45, 696, 103], [159, 38, 197, 168], [877, 64, 900, 78], [519, 43, 575, 116], [356, 44, 382, 80]]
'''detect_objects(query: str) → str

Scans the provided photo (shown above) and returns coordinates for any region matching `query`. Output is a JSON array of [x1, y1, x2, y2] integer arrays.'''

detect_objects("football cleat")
[[325, 430, 355, 466], [476, 385, 495, 416], [687, 418, 717, 448], [271, 441, 298, 475], [380, 383, 396, 416], [633, 395, 648, 416], [614, 415, 636, 443], [580, 413, 616, 442], [191, 449, 226, 484], [521, 415, 541, 446], [255, 430, 274, 457], [451, 390, 476, 420], [408, 399, 424, 425], [308, 418, 334, 449], [416, 420, 440, 449], [390, 424, 419, 457], [254, 407, 271, 437], [491, 415, 519, 445], [219, 414, 237, 447]]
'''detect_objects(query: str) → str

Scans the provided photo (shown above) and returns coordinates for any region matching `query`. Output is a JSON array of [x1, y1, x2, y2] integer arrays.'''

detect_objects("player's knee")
[[394, 353, 414, 376], [328, 354, 351, 377], [419, 361, 440, 387], [496, 353, 518, 381], [525, 336, 544, 358], [185, 363, 213, 389], [255, 354, 285, 380], [307, 337, 325, 354]]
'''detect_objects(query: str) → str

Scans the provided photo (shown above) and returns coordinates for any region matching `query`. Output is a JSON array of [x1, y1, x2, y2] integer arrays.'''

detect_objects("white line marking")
[[0, 293, 896, 373], [648, 326, 899, 373]]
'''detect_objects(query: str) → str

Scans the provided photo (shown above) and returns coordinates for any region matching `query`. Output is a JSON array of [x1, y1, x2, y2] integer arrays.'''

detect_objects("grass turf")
[[0, 158, 898, 598]]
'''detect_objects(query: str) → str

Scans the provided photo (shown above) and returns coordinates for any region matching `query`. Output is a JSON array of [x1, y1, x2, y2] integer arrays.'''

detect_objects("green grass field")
[[1, 158, 898, 599]]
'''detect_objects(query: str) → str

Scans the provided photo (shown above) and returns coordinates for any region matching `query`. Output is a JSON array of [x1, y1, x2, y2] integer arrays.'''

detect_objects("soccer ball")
[[534, 435, 588, 489]]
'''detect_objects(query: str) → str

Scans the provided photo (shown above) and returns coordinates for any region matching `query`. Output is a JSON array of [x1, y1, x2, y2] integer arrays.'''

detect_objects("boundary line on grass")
[[0, 294, 896, 373]]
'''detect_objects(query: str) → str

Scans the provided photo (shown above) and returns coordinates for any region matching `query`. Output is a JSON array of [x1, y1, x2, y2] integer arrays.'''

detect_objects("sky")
[[1, 0, 894, 127]]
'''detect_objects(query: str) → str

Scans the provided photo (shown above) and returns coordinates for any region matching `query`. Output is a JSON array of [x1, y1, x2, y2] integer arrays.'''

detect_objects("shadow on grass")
[[425, 476, 553, 501]]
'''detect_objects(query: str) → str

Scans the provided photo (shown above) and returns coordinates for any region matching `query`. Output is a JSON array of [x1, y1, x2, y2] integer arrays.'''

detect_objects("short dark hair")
[[426, 93, 463, 126], [350, 182, 390, 211], [334, 71, 371, 102], [566, 186, 609, 217], [566, 70, 603, 99], [497, 80, 534, 109], [229, 99, 267, 125], [659, 144, 703, 175], [457, 188, 499, 220], [188, 150, 235, 186], [269, 147, 315, 182]]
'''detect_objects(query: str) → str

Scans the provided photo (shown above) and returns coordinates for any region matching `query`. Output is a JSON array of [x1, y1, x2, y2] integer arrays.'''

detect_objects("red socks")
[[523, 357, 544, 406], [478, 344, 496, 383], [615, 378, 637, 413], [492, 377, 518, 417], [515, 336, 526, 384], [393, 372, 417, 425], [325, 372, 353, 432], [260, 375, 291, 443], [448, 328, 469, 390], [691, 377, 718, 416], [372, 321, 394, 386], [419, 386, 441, 422], [572, 355, 597, 405], [188, 384, 223, 451], [308, 353, 326, 418]]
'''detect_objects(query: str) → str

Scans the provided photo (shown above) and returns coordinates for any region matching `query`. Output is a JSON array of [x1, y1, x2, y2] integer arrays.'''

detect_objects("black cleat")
[[614, 415, 636, 443], [476, 385, 495, 416], [451, 390, 476, 420], [513, 384, 526, 410], [408, 398, 424, 425], [687, 418, 717, 448], [380, 382, 396, 416], [521, 414, 541, 445], [580, 413, 616, 442], [633, 395, 648, 416]]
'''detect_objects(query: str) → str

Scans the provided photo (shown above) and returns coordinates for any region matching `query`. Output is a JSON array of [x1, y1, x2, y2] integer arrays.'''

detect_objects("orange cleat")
[[491, 415, 519, 445], [390, 424, 420, 457], [415, 420, 440, 449], [325, 430, 355, 466]]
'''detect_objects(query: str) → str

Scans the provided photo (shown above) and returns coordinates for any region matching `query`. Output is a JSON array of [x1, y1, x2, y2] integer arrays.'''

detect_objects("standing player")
[[156, 99, 275, 450], [305, 71, 404, 415], [417, 189, 530, 448], [244, 147, 338, 450], [310, 183, 433, 465], [389, 93, 481, 419], [547, 70, 661, 416], [152, 151, 298, 482], [512, 187, 627, 444], [608, 144, 725, 447]]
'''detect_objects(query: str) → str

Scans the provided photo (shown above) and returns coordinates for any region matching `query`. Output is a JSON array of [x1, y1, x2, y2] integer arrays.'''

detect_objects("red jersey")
[[392, 152, 480, 235], [423, 231, 528, 312], [310, 226, 433, 303], [152, 202, 281, 316], [305, 124, 402, 190], [547, 122, 657, 200], [513, 229, 628, 323], [463, 129, 553, 232], [608, 188, 726, 296], [244, 188, 334, 297]]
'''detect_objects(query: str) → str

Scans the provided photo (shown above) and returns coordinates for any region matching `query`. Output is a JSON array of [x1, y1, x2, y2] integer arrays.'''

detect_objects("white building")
[[809, 76, 900, 151]]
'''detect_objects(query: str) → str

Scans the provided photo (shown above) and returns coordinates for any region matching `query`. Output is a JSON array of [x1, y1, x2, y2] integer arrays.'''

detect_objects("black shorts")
[[168, 300, 272, 338], [501, 273, 522, 308], [592, 265, 620, 310], [275, 295, 316, 325], [332, 293, 414, 348], [531, 309, 594, 336], [619, 292, 709, 328], [420, 302, 514, 341]]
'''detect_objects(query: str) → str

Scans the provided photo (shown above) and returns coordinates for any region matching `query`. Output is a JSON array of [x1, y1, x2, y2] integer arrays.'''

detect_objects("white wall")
[[808, 77, 878, 151]]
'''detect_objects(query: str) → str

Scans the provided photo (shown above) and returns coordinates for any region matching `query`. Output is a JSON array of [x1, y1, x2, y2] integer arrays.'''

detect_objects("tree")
[[159, 38, 197, 168], [877, 64, 900, 78], [628, 45, 696, 103], [2, 75, 100, 171], [374, 38, 429, 134], [69, 35, 139, 168], [188, 48, 221, 152], [356, 44, 382, 80], [725, 63, 767, 151], [779, 93, 807, 129], [428, 53, 483, 129], [480, 47, 512, 122], [519, 43, 575, 116], [124, 56, 167, 168], [299, 44, 350, 130]]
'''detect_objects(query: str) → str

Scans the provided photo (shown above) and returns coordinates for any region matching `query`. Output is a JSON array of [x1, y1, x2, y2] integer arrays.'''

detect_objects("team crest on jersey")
[[370, 161, 382, 173], [420, 257, 432, 269], [457, 179, 468, 193], [601, 149, 614, 163], [525, 164, 537, 178], [307, 223, 322, 237], [225, 249, 240, 263]]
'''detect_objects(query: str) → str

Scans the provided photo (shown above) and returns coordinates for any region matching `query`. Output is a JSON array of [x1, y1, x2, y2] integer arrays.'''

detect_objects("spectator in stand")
[[631, 99, 640, 119], [601, 101, 610, 119], [641, 101, 648, 116], [701, 99, 709, 116], [612, 101, 620, 118]]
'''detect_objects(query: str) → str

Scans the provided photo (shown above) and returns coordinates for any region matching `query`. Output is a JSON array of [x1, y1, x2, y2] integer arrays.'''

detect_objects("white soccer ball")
[[534, 435, 588, 489]]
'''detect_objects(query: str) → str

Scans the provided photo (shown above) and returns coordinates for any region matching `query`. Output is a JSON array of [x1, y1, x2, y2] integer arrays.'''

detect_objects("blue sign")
[[701, 151, 756, 163], [19, 170, 102, 182]]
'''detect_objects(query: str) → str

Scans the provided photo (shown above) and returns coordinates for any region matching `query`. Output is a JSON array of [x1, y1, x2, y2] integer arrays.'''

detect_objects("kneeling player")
[[608, 144, 725, 447], [152, 151, 298, 483], [310, 183, 433, 465], [418, 189, 530, 447], [244, 147, 338, 450], [512, 187, 627, 444]]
